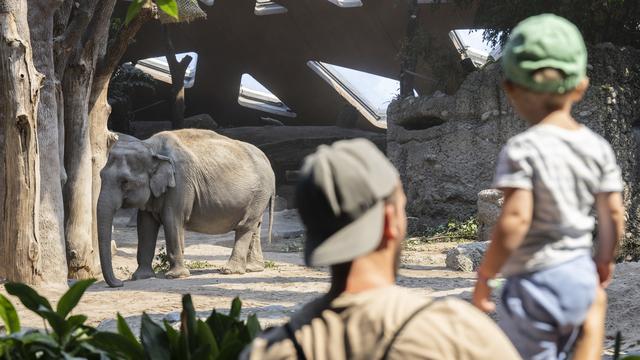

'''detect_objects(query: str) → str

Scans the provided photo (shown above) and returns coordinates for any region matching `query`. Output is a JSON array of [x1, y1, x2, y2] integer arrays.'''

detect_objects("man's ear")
[[381, 203, 399, 246], [150, 154, 176, 197]]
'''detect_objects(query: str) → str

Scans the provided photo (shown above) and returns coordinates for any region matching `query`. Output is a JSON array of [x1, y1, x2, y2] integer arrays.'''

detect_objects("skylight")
[[308, 61, 401, 129], [326, 0, 362, 8], [133, 52, 199, 88], [238, 74, 296, 118], [255, 0, 288, 15], [449, 29, 501, 68]]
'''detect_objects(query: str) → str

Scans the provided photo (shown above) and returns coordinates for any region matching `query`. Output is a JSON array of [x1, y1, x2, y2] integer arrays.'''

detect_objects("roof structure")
[[123, 0, 477, 130]]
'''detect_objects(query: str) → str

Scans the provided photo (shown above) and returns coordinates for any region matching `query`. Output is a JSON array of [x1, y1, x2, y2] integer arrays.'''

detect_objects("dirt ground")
[[1, 209, 639, 357]]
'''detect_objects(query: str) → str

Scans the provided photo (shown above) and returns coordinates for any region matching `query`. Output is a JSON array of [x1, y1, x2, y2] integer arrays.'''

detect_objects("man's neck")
[[328, 254, 396, 297]]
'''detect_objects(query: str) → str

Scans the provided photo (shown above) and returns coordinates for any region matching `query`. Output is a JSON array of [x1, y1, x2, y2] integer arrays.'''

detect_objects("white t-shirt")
[[493, 124, 624, 276]]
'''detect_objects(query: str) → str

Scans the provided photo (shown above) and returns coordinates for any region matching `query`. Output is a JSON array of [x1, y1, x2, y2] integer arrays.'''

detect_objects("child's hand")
[[472, 278, 496, 313], [596, 261, 615, 288]]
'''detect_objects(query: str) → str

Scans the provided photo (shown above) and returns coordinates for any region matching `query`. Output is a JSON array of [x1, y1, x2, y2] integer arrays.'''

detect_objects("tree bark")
[[0, 0, 45, 284], [28, 0, 68, 285], [62, 0, 113, 279], [163, 24, 191, 130], [89, 5, 153, 258]]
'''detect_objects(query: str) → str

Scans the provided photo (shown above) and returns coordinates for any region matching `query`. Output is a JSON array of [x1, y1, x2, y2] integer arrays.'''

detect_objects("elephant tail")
[[268, 194, 275, 244]]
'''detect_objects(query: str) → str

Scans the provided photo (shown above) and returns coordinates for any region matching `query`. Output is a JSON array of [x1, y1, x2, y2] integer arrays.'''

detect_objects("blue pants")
[[498, 255, 598, 360]]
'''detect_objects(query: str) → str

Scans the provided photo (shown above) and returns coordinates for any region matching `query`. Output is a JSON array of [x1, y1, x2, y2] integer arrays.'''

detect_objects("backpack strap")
[[381, 299, 439, 360], [284, 322, 308, 360], [283, 299, 439, 360]]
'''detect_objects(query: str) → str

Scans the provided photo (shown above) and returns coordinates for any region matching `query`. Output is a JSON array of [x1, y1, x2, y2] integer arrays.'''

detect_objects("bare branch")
[[53, 0, 99, 79], [93, 4, 153, 86]]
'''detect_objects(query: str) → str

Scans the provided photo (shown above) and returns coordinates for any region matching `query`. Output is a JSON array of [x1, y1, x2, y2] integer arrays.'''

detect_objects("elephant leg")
[[132, 210, 160, 280], [163, 217, 190, 279], [220, 227, 253, 275], [246, 223, 264, 273]]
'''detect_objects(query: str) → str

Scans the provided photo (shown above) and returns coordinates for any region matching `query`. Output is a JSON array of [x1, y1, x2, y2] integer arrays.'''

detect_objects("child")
[[472, 14, 625, 359]]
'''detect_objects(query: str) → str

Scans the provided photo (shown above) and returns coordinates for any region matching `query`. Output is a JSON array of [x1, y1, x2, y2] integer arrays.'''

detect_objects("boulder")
[[388, 44, 640, 259], [220, 126, 385, 208], [184, 113, 219, 130], [445, 241, 489, 272], [477, 189, 503, 242], [130, 121, 172, 139]]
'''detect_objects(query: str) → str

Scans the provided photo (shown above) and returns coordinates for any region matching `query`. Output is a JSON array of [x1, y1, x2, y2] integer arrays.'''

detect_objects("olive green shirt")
[[241, 286, 520, 360]]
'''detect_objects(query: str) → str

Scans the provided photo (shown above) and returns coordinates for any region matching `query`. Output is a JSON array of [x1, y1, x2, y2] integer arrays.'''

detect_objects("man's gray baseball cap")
[[295, 138, 400, 267]]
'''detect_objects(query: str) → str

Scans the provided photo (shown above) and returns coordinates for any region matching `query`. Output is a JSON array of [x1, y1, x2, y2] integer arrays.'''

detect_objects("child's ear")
[[502, 80, 517, 98], [572, 77, 590, 101]]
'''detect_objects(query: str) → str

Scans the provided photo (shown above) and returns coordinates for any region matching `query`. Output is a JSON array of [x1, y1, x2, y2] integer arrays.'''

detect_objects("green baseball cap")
[[502, 13, 587, 94], [295, 139, 399, 267]]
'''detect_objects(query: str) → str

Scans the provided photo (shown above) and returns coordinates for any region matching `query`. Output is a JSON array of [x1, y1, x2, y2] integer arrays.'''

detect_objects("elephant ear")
[[150, 154, 176, 197]]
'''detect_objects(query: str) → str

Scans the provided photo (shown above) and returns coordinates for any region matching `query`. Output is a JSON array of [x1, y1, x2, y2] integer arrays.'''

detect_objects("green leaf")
[[140, 313, 170, 360], [196, 320, 218, 358], [245, 314, 261, 340], [5, 283, 52, 314], [163, 320, 181, 353], [117, 313, 142, 353], [92, 332, 144, 359], [229, 297, 241, 320], [156, 0, 179, 20], [0, 294, 20, 334], [38, 308, 68, 337], [192, 344, 212, 360], [181, 294, 198, 352], [57, 279, 95, 318], [125, 0, 145, 25], [66, 315, 88, 332], [215, 341, 244, 360], [206, 311, 235, 344]]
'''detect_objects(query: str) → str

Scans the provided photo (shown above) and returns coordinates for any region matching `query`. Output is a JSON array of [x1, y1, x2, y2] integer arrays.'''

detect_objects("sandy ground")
[[1, 209, 638, 357]]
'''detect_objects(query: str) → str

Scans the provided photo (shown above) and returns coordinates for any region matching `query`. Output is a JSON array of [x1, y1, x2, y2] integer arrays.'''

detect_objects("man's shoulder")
[[393, 297, 521, 359]]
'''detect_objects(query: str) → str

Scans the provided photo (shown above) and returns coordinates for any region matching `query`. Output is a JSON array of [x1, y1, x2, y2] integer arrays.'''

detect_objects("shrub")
[[0, 281, 261, 359]]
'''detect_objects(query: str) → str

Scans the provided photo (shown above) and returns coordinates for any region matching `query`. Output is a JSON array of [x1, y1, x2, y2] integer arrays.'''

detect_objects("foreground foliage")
[[0, 280, 260, 359]]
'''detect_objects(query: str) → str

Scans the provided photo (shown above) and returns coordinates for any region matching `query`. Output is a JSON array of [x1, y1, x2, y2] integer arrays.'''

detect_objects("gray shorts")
[[498, 255, 598, 360]]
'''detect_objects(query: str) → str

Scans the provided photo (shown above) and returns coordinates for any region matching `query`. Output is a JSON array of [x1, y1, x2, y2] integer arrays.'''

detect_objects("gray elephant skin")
[[97, 129, 276, 288]]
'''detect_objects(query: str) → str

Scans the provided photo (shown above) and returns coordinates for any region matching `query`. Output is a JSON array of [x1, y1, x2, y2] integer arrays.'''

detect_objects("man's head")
[[501, 14, 589, 122], [295, 139, 406, 277]]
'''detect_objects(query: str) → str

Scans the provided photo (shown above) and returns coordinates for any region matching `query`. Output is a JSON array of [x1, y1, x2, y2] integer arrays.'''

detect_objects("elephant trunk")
[[97, 190, 123, 288]]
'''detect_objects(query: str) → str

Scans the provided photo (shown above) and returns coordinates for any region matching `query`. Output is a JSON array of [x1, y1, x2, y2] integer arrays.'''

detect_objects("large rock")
[[130, 121, 172, 139], [184, 113, 219, 130], [445, 241, 489, 272], [388, 44, 640, 259], [220, 126, 386, 208], [477, 189, 503, 242]]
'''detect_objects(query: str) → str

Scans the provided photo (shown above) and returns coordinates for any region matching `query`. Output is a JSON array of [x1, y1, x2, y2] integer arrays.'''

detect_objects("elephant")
[[97, 129, 275, 287]]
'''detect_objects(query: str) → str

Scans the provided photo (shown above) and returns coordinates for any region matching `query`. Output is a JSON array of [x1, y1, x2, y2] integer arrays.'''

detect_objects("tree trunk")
[[28, 0, 68, 285], [88, 4, 152, 260], [63, 55, 98, 279], [0, 0, 45, 284], [164, 24, 191, 130]]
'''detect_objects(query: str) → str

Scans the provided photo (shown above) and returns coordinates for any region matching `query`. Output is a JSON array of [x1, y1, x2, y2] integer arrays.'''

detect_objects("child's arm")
[[594, 191, 624, 287], [472, 188, 533, 312]]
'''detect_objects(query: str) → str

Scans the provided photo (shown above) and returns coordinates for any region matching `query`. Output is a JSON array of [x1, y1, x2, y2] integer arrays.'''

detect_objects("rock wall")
[[388, 44, 640, 259]]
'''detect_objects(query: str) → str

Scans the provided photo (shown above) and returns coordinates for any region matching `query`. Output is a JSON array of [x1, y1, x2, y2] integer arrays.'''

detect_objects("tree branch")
[[53, 0, 99, 79], [94, 4, 153, 85]]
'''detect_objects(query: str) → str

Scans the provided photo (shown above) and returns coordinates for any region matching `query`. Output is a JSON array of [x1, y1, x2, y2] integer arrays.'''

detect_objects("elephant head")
[[97, 138, 175, 287]]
